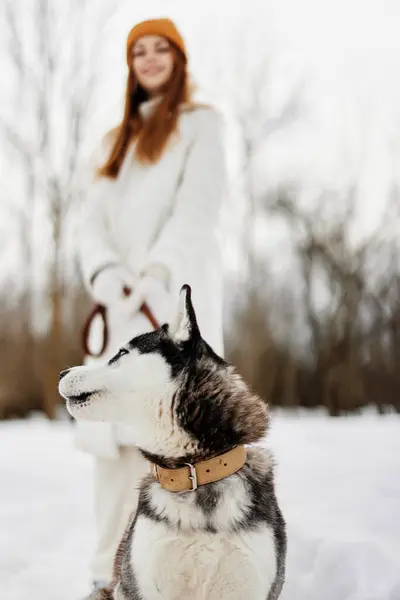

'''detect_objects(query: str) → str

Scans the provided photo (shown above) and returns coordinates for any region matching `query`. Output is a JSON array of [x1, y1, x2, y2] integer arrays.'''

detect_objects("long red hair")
[[98, 45, 191, 179]]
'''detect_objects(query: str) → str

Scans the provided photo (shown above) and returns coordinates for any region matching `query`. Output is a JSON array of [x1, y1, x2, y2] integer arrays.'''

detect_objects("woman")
[[77, 18, 226, 598]]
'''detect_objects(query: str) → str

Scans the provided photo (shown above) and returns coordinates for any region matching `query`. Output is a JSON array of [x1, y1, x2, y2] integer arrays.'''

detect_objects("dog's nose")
[[59, 369, 70, 381]]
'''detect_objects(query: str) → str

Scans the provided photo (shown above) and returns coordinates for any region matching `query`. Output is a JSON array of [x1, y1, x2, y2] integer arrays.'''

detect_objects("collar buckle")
[[185, 462, 198, 491]]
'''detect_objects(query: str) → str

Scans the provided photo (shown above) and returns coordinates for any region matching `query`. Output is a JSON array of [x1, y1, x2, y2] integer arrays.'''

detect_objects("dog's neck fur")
[[134, 446, 278, 535]]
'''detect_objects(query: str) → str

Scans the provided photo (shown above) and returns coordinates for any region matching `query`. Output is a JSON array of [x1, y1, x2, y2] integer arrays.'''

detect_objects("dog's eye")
[[109, 347, 129, 365]]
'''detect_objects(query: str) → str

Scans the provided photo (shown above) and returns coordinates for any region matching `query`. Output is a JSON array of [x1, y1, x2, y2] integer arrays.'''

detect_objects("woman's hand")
[[117, 274, 171, 323], [91, 266, 135, 306]]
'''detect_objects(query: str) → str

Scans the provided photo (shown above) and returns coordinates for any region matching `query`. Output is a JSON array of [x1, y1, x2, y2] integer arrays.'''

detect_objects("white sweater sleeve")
[[78, 139, 122, 289], [144, 108, 226, 287]]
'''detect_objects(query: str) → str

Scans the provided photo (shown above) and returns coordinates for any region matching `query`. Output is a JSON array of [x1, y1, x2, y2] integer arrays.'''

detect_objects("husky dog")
[[59, 285, 286, 600]]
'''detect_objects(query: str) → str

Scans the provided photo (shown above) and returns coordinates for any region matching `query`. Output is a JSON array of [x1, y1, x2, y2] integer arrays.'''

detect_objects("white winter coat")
[[75, 100, 226, 458]]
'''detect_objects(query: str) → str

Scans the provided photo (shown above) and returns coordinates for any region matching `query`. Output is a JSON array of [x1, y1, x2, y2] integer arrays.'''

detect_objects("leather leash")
[[82, 285, 160, 358]]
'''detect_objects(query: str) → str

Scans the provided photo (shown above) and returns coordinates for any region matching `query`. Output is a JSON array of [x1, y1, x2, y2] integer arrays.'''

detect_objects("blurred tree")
[[0, 0, 114, 417], [222, 17, 400, 414]]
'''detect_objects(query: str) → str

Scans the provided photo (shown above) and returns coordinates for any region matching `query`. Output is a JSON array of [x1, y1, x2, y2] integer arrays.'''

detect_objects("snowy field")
[[1, 409, 400, 600]]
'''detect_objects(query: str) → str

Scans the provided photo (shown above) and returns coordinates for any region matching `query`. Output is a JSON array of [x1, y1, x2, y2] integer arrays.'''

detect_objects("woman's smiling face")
[[131, 35, 175, 95]]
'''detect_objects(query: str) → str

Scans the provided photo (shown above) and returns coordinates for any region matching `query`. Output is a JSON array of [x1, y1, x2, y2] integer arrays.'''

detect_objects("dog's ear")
[[169, 285, 200, 344]]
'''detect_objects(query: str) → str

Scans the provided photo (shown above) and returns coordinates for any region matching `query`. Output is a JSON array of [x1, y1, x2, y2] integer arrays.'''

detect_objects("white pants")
[[90, 445, 149, 583], [83, 306, 166, 583]]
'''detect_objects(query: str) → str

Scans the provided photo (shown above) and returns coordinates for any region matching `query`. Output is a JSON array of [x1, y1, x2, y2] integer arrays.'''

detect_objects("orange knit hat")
[[126, 18, 187, 65]]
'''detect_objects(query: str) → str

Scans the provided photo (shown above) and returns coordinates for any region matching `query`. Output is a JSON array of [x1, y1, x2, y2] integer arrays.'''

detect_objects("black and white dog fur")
[[59, 285, 286, 600]]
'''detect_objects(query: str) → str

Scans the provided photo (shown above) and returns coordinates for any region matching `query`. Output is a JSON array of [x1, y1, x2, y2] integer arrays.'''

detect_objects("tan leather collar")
[[151, 445, 247, 493]]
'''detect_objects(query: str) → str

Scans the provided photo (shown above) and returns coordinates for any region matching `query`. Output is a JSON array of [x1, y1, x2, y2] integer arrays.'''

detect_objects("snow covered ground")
[[1, 409, 399, 600]]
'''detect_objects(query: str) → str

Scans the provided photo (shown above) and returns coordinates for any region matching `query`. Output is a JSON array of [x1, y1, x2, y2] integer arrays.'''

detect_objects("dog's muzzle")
[[67, 391, 94, 405], [59, 369, 70, 381]]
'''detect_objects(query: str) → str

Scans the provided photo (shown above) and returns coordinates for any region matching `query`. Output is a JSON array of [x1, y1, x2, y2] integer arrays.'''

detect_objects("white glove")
[[117, 274, 171, 323], [91, 265, 136, 306]]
